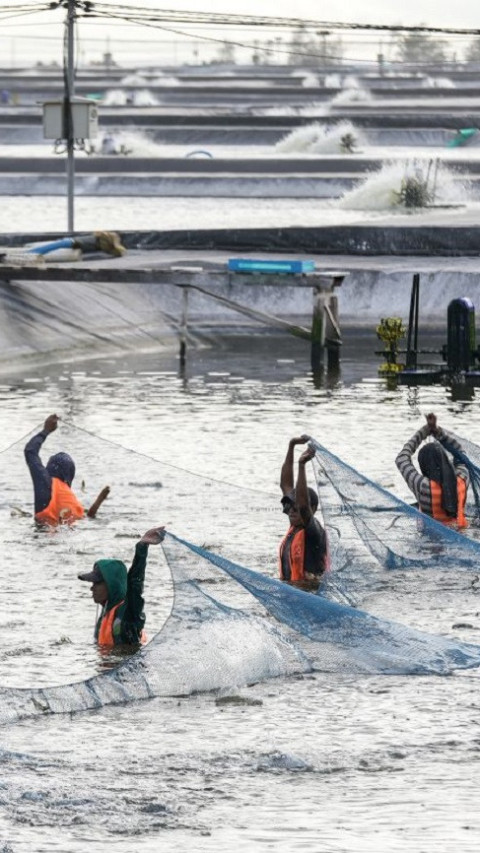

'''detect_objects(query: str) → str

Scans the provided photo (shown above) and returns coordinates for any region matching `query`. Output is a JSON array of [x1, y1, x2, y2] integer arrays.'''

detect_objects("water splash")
[[94, 129, 165, 156], [338, 160, 471, 210], [275, 120, 367, 154], [330, 76, 373, 105], [423, 76, 455, 89], [324, 73, 342, 88], [301, 73, 320, 88], [150, 75, 181, 86], [102, 88, 160, 106], [102, 88, 129, 106], [120, 73, 149, 86]]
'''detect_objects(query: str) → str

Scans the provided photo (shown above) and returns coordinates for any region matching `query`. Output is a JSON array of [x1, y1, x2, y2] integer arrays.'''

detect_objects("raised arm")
[[24, 414, 58, 513], [296, 445, 315, 525], [435, 424, 470, 485], [395, 422, 430, 501], [280, 435, 310, 495], [121, 527, 165, 645]]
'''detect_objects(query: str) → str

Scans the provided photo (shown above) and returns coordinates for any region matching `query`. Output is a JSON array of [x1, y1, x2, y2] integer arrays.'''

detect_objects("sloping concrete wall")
[[0, 277, 177, 370]]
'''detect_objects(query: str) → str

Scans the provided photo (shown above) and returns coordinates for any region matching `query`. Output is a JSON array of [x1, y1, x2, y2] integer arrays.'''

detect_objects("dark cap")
[[281, 488, 318, 514], [78, 564, 104, 584]]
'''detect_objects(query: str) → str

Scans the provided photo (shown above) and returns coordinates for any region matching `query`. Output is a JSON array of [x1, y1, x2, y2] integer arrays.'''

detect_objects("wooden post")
[[180, 286, 189, 366], [311, 274, 344, 373], [311, 286, 327, 372]]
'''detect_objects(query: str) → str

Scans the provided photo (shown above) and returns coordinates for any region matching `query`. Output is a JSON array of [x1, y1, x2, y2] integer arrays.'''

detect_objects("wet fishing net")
[[2, 530, 480, 726], [308, 436, 480, 607], [0, 420, 283, 697], [2, 421, 480, 725], [442, 433, 480, 522]]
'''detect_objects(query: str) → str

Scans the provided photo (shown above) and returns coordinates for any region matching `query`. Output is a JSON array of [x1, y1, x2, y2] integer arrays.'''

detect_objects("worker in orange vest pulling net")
[[24, 414, 110, 527], [78, 526, 165, 648]]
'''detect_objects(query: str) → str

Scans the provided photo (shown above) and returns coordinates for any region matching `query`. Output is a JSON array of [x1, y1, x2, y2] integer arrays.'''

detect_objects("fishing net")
[[0, 420, 282, 695], [442, 433, 480, 521], [2, 532, 480, 726], [309, 437, 480, 607], [2, 422, 480, 726]]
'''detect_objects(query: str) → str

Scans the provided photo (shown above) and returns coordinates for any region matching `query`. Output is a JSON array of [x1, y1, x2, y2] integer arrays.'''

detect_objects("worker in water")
[[24, 414, 110, 526], [78, 525, 165, 648], [395, 412, 469, 527], [279, 435, 327, 591]]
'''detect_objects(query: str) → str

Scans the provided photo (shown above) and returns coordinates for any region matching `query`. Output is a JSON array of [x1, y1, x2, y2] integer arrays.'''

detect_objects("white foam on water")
[[330, 86, 373, 106], [120, 73, 149, 86], [301, 73, 320, 88], [422, 76, 455, 89], [324, 73, 342, 88], [102, 88, 160, 106], [102, 88, 129, 106], [338, 160, 472, 210], [275, 120, 367, 154], [150, 75, 181, 86]]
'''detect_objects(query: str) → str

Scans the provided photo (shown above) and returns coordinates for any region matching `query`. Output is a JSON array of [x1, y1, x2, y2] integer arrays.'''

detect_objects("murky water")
[[2, 331, 480, 852]]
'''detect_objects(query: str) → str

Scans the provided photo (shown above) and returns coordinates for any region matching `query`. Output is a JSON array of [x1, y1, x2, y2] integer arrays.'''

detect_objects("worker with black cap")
[[279, 435, 327, 591], [78, 526, 165, 648], [24, 414, 110, 526], [395, 413, 469, 528]]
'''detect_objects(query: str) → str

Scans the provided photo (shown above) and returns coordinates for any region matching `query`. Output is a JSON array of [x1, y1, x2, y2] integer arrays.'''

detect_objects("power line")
[[0, 5, 53, 23], [79, 3, 480, 37], [4, 2, 480, 67], [5, 1, 480, 37]]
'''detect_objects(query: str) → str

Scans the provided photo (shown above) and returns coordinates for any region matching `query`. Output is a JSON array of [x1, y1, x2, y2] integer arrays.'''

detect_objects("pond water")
[[2, 330, 480, 852]]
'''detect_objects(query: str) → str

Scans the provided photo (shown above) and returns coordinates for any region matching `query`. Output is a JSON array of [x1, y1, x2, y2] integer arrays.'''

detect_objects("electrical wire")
[[81, 4, 480, 37], [71, 4, 480, 67], [4, 2, 480, 70]]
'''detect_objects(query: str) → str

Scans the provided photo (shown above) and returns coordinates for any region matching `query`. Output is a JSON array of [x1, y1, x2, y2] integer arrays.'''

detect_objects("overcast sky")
[[1, 1, 479, 67]]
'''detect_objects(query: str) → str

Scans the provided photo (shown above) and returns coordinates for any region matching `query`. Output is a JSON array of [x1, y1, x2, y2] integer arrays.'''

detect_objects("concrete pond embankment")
[[2, 230, 480, 372]]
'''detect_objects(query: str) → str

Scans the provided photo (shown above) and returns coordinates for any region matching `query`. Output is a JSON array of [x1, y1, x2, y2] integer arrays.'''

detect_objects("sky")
[[1, 1, 480, 68]]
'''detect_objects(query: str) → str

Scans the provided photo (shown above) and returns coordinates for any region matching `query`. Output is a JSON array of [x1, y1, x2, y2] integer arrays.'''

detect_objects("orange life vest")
[[35, 476, 85, 526], [279, 526, 306, 583], [430, 476, 467, 528], [97, 601, 147, 647]]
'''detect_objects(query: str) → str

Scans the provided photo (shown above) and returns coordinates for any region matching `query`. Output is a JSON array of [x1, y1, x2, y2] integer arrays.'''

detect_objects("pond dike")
[[2, 228, 480, 371], [0, 156, 479, 199]]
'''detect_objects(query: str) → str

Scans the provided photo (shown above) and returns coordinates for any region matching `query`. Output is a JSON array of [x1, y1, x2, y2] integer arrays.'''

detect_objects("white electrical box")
[[43, 99, 99, 139]]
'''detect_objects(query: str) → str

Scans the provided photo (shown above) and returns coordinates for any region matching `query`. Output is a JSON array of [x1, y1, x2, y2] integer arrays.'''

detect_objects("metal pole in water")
[[325, 295, 341, 371], [431, 158, 439, 203], [180, 286, 189, 366], [406, 273, 420, 369]]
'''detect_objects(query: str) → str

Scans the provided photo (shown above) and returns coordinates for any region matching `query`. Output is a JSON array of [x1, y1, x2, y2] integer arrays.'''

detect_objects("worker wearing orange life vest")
[[24, 414, 110, 526], [78, 526, 165, 648], [395, 413, 469, 527], [279, 436, 327, 591]]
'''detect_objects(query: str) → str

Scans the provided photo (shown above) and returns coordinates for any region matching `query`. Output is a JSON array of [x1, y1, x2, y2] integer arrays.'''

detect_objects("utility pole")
[[43, 2, 97, 234], [66, 0, 76, 234]]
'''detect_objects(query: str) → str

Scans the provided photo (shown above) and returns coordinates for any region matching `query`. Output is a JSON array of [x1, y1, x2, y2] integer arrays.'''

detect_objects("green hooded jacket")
[[95, 542, 148, 645]]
